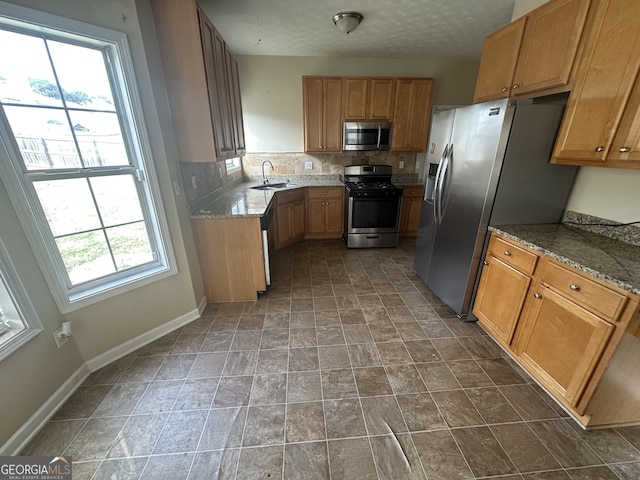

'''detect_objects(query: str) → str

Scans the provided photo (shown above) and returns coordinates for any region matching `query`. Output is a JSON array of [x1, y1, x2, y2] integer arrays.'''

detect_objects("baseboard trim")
[[198, 295, 207, 315], [85, 305, 202, 372], [2, 304, 204, 455], [3, 363, 90, 456]]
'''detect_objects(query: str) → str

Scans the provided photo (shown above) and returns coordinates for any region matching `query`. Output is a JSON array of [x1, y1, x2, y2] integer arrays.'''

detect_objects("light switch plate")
[[305, 161, 313, 170], [399, 161, 405, 169]]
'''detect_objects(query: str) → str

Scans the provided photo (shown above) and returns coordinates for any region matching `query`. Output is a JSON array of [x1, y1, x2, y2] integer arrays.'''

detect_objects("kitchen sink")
[[250, 182, 296, 190]]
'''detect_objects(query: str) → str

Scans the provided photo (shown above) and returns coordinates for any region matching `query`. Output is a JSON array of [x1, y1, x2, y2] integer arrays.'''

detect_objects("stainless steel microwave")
[[343, 122, 392, 151]]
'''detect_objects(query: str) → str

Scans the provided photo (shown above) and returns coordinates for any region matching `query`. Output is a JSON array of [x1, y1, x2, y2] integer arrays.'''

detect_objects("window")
[[0, 3, 175, 313], [0, 236, 43, 361], [225, 157, 241, 174]]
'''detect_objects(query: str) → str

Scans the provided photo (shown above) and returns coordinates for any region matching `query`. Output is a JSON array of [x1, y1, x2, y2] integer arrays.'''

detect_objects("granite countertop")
[[190, 176, 344, 219], [490, 224, 640, 296]]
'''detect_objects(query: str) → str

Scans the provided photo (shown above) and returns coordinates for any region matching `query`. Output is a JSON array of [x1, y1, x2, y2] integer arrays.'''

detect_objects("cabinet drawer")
[[306, 186, 344, 199], [402, 186, 424, 198], [276, 188, 305, 205], [540, 260, 628, 321], [487, 235, 539, 275]]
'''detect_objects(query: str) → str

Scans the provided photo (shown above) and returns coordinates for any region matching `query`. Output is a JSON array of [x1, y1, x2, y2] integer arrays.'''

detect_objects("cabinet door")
[[211, 26, 234, 156], [325, 198, 344, 234], [512, 0, 590, 96], [307, 198, 326, 234], [343, 78, 368, 120], [275, 203, 292, 248], [292, 200, 306, 239], [552, 0, 640, 165], [473, 18, 525, 104], [608, 70, 640, 165], [399, 197, 422, 235], [303, 78, 324, 153], [473, 256, 531, 346], [515, 286, 614, 406], [323, 78, 343, 152], [392, 79, 434, 152], [369, 78, 395, 121], [226, 52, 246, 155]]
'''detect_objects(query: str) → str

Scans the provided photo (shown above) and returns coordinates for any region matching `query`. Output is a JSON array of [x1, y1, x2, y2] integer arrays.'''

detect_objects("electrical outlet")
[[191, 176, 198, 190], [53, 326, 70, 348], [399, 161, 405, 169], [172, 180, 181, 196], [305, 161, 313, 170]]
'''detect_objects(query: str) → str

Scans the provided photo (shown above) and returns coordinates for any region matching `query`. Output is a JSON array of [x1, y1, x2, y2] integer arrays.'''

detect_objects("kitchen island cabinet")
[[474, 230, 640, 427], [303, 77, 343, 153], [552, 0, 640, 169], [343, 78, 395, 122], [398, 186, 424, 237], [391, 79, 434, 153], [305, 187, 344, 239], [474, 0, 591, 103]]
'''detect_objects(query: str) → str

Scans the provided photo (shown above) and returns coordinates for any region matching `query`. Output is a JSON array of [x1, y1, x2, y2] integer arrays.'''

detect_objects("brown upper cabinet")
[[391, 78, 434, 152], [343, 78, 395, 121], [552, 0, 640, 169], [150, 0, 246, 162], [302, 77, 343, 153], [474, 0, 591, 103]]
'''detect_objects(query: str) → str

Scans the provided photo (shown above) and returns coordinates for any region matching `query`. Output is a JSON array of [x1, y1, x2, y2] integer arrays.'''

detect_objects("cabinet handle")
[[594, 146, 604, 152], [569, 284, 580, 291], [619, 147, 631, 153], [502, 87, 508, 92], [512, 84, 520, 89], [483, 260, 489, 265], [504, 251, 511, 256], [533, 293, 542, 299]]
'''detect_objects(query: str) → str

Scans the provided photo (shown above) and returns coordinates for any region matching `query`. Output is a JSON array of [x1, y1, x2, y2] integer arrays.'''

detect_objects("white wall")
[[238, 55, 480, 153], [0, 0, 204, 450], [512, 0, 640, 224]]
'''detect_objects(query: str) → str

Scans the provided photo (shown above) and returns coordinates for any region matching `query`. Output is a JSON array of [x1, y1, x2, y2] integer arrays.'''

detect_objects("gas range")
[[343, 165, 403, 198]]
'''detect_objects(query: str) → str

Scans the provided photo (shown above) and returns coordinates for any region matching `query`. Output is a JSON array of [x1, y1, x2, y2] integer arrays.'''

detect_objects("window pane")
[[90, 175, 144, 226], [47, 40, 116, 110], [69, 111, 129, 167], [56, 230, 115, 285], [34, 178, 101, 236], [4, 105, 82, 170], [107, 222, 153, 270], [0, 30, 63, 107]]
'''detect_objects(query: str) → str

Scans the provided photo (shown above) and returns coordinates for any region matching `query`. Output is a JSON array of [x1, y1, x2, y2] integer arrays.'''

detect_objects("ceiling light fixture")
[[332, 11, 363, 34]]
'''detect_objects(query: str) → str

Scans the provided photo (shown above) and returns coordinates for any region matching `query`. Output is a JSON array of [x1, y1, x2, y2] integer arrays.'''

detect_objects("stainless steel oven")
[[343, 165, 403, 248]]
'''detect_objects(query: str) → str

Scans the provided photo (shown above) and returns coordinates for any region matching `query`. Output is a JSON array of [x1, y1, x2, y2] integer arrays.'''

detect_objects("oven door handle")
[[436, 145, 451, 224], [433, 144, 448, 223]]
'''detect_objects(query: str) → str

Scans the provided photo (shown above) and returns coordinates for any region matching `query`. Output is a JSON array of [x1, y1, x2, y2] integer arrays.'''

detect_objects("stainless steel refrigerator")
[[414, 99, 578, 318]]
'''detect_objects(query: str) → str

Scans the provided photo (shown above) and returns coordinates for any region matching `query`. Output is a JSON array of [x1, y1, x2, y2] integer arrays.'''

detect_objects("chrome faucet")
[[261, 160, 274, 184]]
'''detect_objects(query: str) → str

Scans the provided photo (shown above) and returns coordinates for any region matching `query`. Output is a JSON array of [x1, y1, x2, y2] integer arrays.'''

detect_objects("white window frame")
[[225, 157, 241, 174], [0, 235, 43, 362], [0, 2, 177, 314]]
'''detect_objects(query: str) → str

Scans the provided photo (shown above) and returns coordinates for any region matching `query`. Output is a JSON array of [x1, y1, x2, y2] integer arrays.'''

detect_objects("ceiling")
[[198, 0, 516, 60]]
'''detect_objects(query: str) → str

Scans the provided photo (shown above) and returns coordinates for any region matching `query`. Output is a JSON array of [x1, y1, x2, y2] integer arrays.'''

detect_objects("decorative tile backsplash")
[[563, 211, 640, 246], [242, 152, 421, 178]]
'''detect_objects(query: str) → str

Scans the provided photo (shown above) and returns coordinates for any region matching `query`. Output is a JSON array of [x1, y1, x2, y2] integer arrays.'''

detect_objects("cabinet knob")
[[483, 260, 489, 265], [323, 192, 327, 196], [569, 284, 580, 291], [502, 87, 508, 92], [533, 293, 542, 299], [512, 84, 520, 89], [619, 147, 631, 153], [504, 251, 511, 256], [594, 146, 605, 152]]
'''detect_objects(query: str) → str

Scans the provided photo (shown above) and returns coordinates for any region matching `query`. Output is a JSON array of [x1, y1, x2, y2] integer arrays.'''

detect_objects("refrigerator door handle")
[[432, 144, 448, 218], [436, 145, 451, 224]]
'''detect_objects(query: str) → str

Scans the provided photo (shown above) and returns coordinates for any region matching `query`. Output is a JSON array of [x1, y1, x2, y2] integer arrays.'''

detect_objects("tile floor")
[[22, 239, 640, 479]]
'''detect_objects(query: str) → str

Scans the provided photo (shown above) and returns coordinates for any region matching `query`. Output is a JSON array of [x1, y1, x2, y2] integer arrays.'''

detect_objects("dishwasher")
[[260, 201, 276, 286]]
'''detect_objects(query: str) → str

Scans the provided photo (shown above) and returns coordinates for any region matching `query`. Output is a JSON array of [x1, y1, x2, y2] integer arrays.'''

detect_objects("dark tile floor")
[[22, 239, 640, 479]]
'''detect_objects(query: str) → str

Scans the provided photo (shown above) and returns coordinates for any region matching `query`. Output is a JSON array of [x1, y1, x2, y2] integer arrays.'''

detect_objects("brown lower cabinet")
[[305, 187, 344, 239], [275, 189, 306, 249], [473, 233, 640, 427], [398, 186, 424, 237]]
